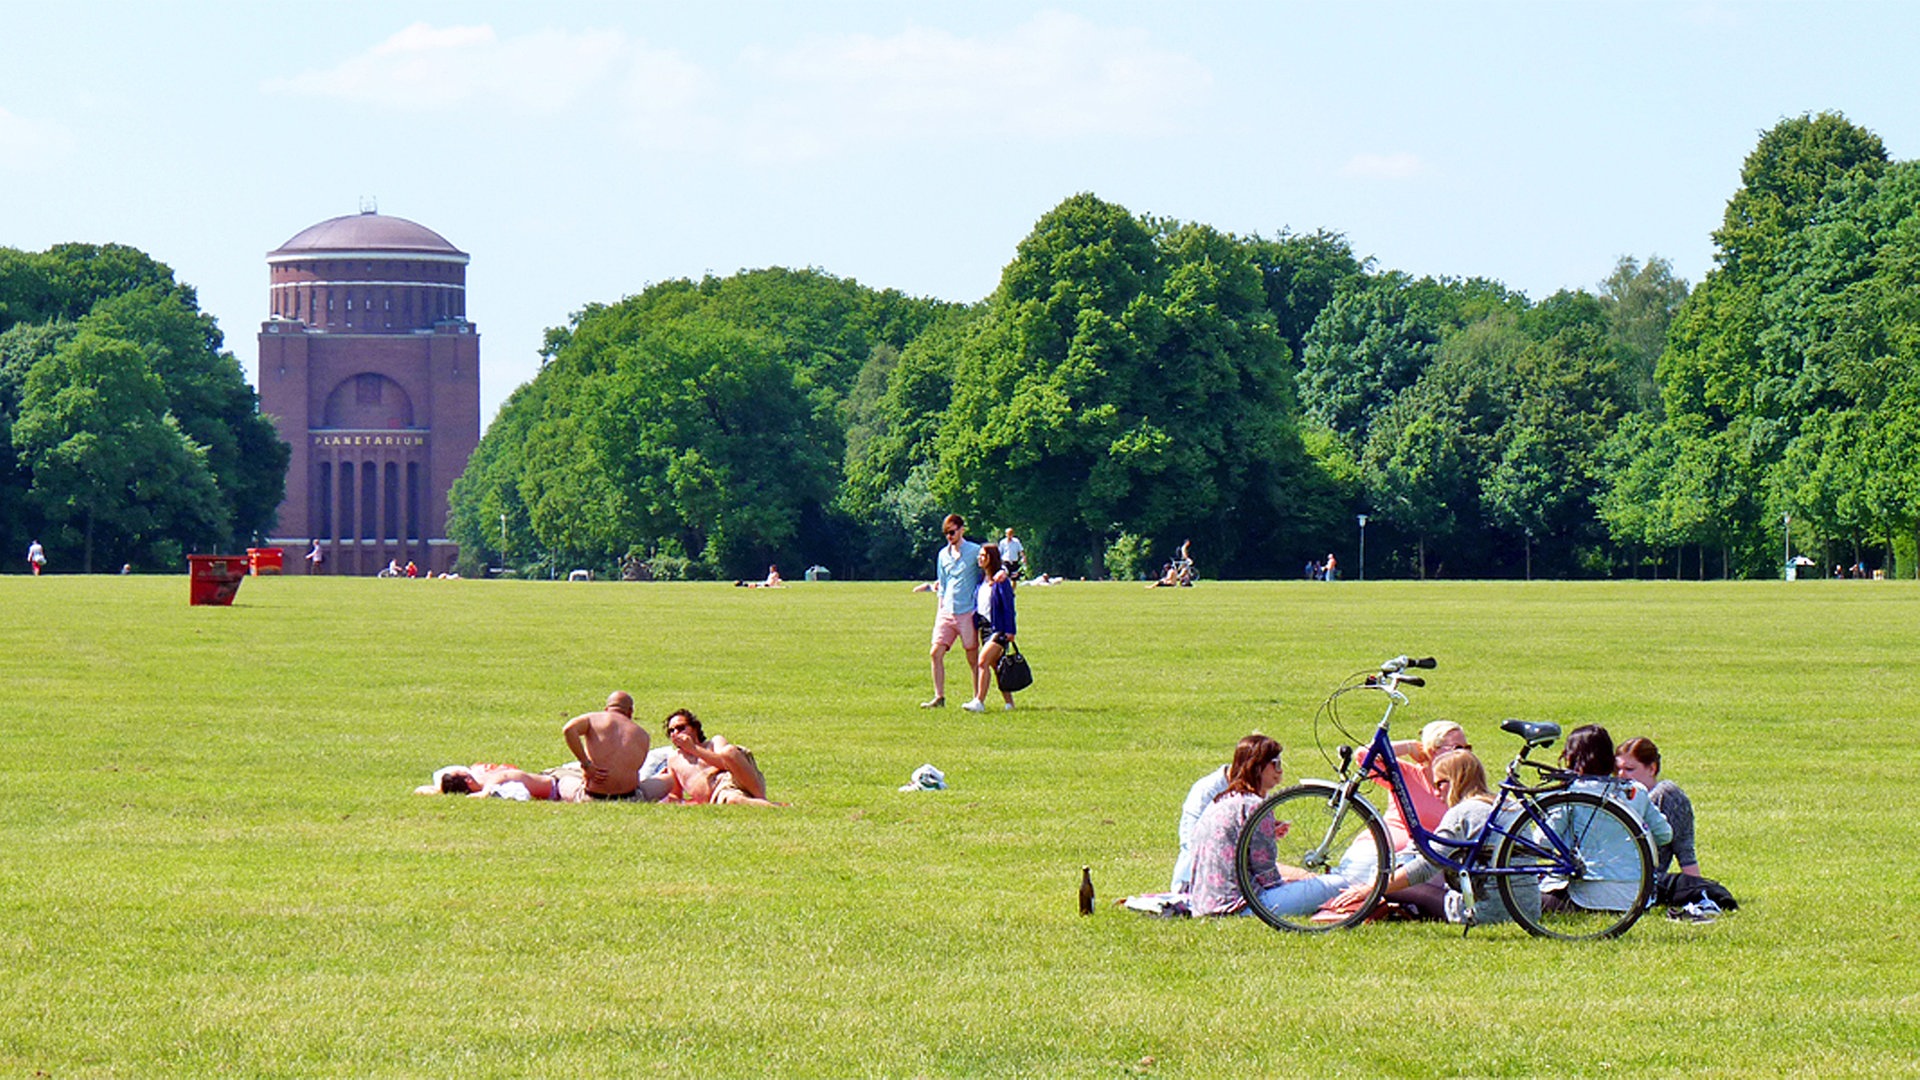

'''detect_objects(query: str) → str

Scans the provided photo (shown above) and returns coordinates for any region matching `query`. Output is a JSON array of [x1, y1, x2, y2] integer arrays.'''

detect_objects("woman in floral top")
[[1188, 734, 1357, 917]]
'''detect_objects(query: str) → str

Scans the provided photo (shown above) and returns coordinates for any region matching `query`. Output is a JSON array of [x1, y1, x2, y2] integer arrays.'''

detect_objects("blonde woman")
[[1369, 749, 1534, 926]]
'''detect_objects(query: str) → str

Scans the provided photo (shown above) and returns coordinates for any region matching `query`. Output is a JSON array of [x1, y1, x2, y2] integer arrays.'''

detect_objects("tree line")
[[0, 245, 286, 572], [452, 112, 1920, 582], [6, 113, 1913, 580]]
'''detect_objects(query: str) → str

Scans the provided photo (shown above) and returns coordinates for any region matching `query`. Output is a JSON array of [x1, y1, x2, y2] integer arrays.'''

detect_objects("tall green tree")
[[933, 195, 1331, 575], [450, 268, 951, 579], [1605, 113, 1898, 576], [80, 287, 287, 544], [1240, 228, 1368, 363], [12, 331, 228, 571], [1597, 255, 1689, 412], [1296, 272, 1523, 452]]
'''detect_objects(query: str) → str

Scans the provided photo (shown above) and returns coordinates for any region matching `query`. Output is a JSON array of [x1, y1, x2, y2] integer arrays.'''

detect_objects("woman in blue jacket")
[[963, 543, 1018, 712]]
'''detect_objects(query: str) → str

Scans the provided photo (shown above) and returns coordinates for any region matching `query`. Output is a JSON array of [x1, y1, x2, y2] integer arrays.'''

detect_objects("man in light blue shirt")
[[924, 513, 983, 708]]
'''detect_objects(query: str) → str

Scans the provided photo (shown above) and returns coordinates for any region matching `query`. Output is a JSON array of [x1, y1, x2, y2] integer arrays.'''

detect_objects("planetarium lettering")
[[312, 434, 427, 447]]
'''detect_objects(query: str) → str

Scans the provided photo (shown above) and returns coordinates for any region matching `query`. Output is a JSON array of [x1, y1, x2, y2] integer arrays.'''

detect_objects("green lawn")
[[1, 575, 1913, 1077]]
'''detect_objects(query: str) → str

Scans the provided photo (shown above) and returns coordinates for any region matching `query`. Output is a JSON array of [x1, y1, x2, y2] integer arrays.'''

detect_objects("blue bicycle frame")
[[1345, 680, 1584, 887]]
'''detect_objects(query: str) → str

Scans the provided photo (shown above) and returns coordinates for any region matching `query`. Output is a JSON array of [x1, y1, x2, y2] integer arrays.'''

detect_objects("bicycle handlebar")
[[1379, 655, 1438, 674]]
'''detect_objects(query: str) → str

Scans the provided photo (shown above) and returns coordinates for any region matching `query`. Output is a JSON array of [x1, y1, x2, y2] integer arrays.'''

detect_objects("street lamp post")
[[1357, 514, 1369, 582], [1782, 512, 1791, 581], [500, 513, 508, 571]]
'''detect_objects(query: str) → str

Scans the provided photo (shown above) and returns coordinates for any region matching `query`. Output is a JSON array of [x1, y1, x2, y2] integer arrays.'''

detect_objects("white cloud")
[[262, 13, 1207, 160], [734, 12, 1212, 159], [265, 22, 660, 117], [1340, 152, 1428, 180], [0, 106, 75, 171]]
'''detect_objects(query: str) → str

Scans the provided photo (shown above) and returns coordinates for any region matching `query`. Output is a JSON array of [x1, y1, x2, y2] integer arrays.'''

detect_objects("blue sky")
[[4, 2, 1917, 425]]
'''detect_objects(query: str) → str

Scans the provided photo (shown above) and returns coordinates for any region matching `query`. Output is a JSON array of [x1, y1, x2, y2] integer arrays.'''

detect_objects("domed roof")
[[269, 212, 466, 259]]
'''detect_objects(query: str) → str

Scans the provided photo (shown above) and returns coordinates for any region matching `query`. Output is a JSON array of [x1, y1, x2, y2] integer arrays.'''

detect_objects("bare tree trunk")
[[84, 511, 95, 574]]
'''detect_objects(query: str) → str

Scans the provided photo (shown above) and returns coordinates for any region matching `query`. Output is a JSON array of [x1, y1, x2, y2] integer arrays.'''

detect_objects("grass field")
[[1, 574, 1916, 1077]]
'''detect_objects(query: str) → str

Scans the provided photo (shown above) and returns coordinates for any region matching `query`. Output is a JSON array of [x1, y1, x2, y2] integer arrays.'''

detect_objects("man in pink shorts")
[[924, 513, 984, 708]]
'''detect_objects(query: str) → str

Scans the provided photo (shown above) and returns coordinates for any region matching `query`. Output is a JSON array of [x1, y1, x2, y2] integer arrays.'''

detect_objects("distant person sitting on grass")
[[659, 709, 783, 806], [416, 762, 585, 802], [563, 691, 656, 801]]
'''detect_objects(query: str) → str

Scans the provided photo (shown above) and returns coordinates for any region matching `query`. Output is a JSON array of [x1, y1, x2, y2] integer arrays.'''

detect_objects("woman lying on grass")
[[415, 763, 586, 802], [1187, 734, 1359, 917]]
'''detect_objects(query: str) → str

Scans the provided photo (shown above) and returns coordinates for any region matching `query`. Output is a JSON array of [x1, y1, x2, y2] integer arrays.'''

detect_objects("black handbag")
[[995, 639, 1033, 693]]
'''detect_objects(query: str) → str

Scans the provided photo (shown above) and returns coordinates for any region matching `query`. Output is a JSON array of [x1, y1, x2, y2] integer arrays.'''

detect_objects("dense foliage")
[[447, 270, 959, 579], [0, 245, 287, 571], [19, 114, 1914, 580], [446, 110, 1895, 583], [1602, 111, 1920, 577]]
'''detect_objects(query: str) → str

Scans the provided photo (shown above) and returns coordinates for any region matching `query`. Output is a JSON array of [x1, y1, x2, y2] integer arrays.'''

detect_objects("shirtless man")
[[659, 709, 781, 806], [562, 691, 655, 800]]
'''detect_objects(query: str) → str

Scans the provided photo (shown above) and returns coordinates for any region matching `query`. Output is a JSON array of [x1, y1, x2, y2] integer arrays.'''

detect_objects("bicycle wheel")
[[1494, 791, 1653, 940], [1236, 781, 1390, 932]]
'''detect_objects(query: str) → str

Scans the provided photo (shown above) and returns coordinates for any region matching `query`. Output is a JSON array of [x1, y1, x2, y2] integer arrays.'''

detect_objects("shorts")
[[932, 610, 979, 651], [711, 750, 763, 804], [587, 788, 644, 802], [711, 772, 745, 804]]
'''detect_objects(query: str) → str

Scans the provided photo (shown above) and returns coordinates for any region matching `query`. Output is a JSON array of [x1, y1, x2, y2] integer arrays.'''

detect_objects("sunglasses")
[[667, 724, 691, 735], [943, 529, 959, 537]]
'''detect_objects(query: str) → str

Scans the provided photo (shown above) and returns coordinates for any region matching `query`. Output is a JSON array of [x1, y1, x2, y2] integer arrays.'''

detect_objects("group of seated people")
[[1170, 719, 1708, 924], [416, 691, 781, 807], [1147, 540, 1195, 588]]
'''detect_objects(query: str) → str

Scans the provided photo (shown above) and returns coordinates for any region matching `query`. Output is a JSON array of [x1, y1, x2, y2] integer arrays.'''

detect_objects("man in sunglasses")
[[561, 690, 655, 801], [925, 513, 983, 708], [658, 709, 780, 806]]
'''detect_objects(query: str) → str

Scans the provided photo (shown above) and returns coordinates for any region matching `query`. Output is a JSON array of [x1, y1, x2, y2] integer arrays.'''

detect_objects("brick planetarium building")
[[257, 211, 480, 575]]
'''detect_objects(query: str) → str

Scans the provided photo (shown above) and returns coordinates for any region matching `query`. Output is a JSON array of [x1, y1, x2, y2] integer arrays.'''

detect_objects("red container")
[[247, 546, 285, 575], [188, 555, 249, 606]]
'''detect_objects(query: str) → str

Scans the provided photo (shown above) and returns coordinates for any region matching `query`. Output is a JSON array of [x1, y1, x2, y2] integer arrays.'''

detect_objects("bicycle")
[[1234, 655, 1655, 940]]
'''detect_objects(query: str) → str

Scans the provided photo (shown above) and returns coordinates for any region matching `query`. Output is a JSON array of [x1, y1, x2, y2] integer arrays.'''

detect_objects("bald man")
[[562, 691, 656, 801]]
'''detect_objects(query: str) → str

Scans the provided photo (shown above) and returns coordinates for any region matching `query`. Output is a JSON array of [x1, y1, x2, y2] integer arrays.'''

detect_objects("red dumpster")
[[247, 546, 284, 575], [187, 555, 249, 606]]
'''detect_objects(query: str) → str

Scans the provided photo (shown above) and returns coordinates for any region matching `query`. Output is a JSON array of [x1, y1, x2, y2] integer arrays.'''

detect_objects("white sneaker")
[[1002, 701, 1015, 711], [961, 699, 986, 713]]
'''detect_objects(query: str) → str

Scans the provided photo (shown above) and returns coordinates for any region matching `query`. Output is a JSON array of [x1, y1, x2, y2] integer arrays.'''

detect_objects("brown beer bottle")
[[1079, 866, 1095, 916]]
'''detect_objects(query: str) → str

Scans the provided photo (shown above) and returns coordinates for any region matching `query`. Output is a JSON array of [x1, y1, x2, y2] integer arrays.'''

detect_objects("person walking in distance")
[[923, 513, 983, 708], [1000, 527, 1025, 581], [963, 542, 1018, 713]]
